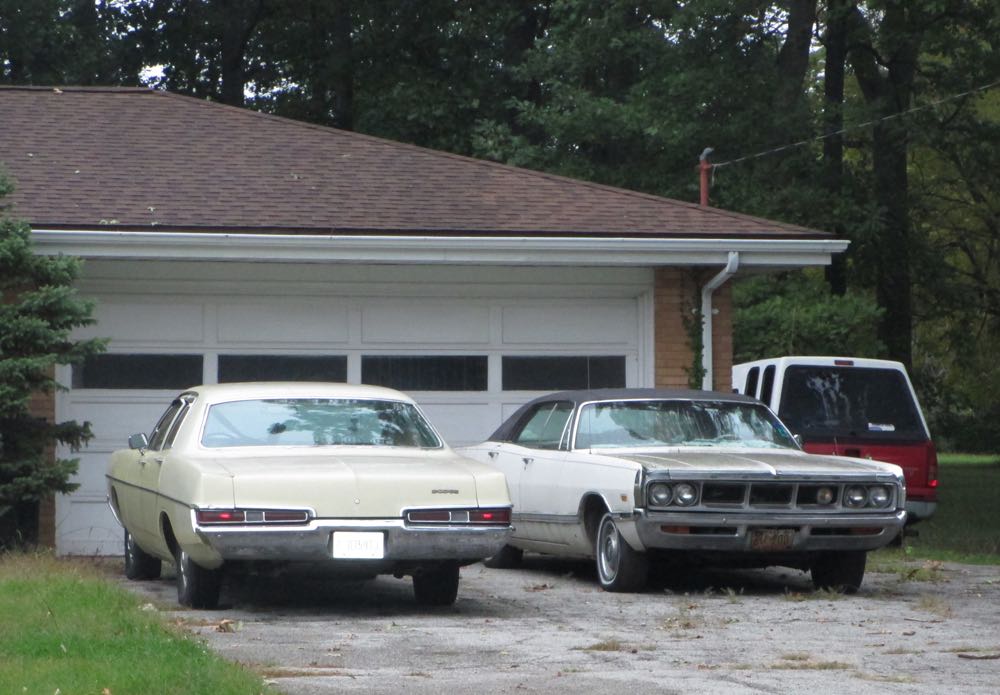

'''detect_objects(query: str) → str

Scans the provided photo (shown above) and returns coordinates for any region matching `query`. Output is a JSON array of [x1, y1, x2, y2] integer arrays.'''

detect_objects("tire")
[[412, 562, 460, 606], [175, 549, 222, 609], [811, 550, 867, 594], [595, 512, 648, 592], [483, 544, 524, 569], [124, 529, 161, 580]]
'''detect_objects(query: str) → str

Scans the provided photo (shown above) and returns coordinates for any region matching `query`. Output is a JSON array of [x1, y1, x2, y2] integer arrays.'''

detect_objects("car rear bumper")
[[904, 500, 937, 522], [629, 509, 906, 553], [196, 518, 512, 563]]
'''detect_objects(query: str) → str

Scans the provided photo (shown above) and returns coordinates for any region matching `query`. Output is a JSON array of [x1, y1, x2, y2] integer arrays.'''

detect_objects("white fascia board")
[[30, 229, 849, 268]]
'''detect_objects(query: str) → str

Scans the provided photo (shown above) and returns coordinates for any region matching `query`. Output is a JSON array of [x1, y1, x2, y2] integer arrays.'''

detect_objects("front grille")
[[656, 480, 896, 513]]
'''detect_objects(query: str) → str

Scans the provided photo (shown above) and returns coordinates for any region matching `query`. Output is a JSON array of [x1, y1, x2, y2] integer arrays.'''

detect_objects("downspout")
[[700, 251, 740, 390]]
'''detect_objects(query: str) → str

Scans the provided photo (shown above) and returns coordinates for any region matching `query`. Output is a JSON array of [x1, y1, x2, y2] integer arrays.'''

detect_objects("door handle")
[[153, 456, 164, 465], [522, 457, 534, 466], [488, 451, 498, 459]]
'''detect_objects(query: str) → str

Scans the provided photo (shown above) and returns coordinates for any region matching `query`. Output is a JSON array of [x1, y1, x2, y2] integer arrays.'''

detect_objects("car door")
[[502, 401, 575, 547], [133, 398, 187, 548]]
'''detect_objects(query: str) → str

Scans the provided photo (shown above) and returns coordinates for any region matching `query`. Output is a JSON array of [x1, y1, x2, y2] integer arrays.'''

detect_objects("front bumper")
[[629, 509, 906, 553], [197, 518, 512, 564]]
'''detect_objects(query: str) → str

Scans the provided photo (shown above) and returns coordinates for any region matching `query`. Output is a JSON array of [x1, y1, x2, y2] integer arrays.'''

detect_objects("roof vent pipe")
[[698, 148, 714, 206], [700, 251, 740, 390]]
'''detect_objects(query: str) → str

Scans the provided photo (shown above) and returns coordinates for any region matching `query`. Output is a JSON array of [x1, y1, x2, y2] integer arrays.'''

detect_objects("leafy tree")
[[733, 270, 885, 363], [0, 174, 106, 547]]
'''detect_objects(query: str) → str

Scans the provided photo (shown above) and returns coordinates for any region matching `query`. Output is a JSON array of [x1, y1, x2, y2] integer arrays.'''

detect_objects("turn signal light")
[[195, 509, 309, 525], [469, 508, 511, 524]]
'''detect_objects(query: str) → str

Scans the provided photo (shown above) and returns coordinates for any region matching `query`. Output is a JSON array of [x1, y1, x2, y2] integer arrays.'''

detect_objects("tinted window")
[[362, 356, 487, 391], [760, 365, 776, 405], [219, 355, 347, 383], [778, 366, 925, 441], [744, 367, 760, 398], [502, 356, 626, 390], [510, 401, 574, 450], [73, 354, 203, 390], [201, 398, 441, 448]]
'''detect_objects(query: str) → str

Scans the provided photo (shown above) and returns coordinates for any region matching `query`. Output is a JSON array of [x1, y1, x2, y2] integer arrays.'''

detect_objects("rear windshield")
[[777, 366, 926, 441], [201, 398, 442, 448]]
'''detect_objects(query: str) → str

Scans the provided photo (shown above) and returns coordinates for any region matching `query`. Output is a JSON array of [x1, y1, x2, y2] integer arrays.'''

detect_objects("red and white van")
[[732, 356, 938, 523]]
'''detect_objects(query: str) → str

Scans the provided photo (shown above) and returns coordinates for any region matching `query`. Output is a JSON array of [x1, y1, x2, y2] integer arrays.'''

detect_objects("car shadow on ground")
[[512, 554, 818, 596]]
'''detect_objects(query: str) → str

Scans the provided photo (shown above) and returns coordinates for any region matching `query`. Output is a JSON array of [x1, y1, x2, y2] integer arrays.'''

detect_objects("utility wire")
[[711, 79, 1000, 169]]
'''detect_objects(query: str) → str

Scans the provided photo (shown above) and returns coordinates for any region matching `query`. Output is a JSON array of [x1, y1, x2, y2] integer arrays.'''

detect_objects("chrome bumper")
[[197, 518, 512, 563], [630, 509, 907, 553]]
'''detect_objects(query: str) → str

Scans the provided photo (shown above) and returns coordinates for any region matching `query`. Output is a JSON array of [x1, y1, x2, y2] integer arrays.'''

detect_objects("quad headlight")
[[674, 482, 698, 507], [844, 486, 869, 508], [868, 486, 891, 508], [646, 481, 698, 507], [648, 482, 673, 507]]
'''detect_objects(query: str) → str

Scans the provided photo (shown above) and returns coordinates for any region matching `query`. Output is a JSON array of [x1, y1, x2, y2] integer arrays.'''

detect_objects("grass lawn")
[[0, 552, 274, 695], [882, 452, 1000, 564]]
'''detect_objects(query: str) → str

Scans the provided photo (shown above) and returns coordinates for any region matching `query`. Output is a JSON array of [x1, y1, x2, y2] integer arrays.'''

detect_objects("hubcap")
[[598, 519, 620, 582]]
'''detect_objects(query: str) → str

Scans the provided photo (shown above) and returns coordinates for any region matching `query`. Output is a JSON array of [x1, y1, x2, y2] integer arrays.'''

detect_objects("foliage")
[[732, 270, 884, 363], [1, 1, 998, 447], [0, 175, 106, 546]]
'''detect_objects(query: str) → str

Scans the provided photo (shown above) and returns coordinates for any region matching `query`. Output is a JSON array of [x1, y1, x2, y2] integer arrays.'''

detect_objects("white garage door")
[[55, 262, 653, 554]]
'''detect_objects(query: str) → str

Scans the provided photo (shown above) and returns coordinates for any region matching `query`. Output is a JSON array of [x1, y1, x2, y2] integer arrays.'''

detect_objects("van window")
[[778, 366, 924, 441], [760, 365, 776, 405], [744, 367, 760, 398]]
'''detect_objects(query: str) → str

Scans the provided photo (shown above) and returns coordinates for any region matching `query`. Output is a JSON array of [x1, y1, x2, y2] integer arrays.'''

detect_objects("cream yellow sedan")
[[107, 382, 512, 609]]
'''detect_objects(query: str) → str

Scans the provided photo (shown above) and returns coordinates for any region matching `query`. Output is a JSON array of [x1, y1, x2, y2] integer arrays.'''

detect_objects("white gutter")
[[701, 251, 740, 391], [30, 230, 848, 268]]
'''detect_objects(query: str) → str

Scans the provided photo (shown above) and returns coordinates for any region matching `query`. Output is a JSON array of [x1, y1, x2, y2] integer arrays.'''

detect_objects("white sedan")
[[107, 382, 512, 608], [460, 388, 906, 593]]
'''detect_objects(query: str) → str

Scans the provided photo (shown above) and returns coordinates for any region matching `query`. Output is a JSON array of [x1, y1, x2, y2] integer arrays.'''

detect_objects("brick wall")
[[653, 267, 734, 391]]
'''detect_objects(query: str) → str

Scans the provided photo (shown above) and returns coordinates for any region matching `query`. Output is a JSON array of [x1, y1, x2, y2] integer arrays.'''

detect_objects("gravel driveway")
[[121, 555, 1000, 694]]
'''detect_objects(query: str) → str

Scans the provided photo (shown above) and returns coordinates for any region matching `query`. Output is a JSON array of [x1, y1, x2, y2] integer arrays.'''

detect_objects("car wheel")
[[483, 544, 523, 569], [412, 562, 460, 606], [175, 549, 222, 609], [595, 512, 648, 592], [811, 550, 867, 594], [123, 529, 161, 580]]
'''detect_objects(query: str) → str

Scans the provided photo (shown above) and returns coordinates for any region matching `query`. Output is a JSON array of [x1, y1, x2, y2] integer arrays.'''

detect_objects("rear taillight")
[[469, 508, 511, 524], [195, 509, 309, 525], [405, 507, 511, 525], [927, 442, 939, 489]]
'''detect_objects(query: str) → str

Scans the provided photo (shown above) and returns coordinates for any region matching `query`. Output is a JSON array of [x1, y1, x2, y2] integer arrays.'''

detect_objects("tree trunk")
[[847, 3, 922, 368], [822, 0, 850, 296]]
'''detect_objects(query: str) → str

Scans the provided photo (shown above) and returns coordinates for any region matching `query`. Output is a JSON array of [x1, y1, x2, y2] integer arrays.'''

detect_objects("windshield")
[[201, 398, 442, 448], [777, 366, 925, 441], [574, 400, 797, 450]]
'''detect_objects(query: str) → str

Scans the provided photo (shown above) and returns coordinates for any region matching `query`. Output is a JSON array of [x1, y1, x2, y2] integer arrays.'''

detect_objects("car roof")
[[490, 388, 760, 441], [181, 382, 417, 405]]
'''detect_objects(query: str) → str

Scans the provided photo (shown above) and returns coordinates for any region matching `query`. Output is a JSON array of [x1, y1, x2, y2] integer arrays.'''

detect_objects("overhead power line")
[[710, 79, 1000, 169]]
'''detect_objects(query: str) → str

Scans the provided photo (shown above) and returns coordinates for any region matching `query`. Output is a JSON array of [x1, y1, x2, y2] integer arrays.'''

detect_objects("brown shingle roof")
[[0, 86, 824, 238]]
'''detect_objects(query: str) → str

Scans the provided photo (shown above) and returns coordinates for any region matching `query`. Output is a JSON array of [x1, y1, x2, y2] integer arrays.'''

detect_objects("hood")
[[616, 448, 902, 480], [207, 447, 485, 517]]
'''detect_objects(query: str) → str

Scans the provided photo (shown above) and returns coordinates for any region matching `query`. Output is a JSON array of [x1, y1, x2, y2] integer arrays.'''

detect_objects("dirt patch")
[[119, 555, 1000, 694]]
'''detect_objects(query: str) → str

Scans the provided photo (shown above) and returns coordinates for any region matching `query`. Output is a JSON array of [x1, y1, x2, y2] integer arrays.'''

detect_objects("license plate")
[[750, 528, 795, 551], [332, 531, 385, 559]]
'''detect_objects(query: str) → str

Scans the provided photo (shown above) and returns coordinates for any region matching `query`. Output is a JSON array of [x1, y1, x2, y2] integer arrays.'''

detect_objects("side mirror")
[[793, 434, 803, 448], [128, 433, 149, 450]]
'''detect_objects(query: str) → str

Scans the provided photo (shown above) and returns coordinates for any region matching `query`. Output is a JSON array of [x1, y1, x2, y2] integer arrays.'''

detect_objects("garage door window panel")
[[502, 356, 626, 391], [362, 356, 487, 391], [72, 354, 203, 390], [218, 355, 347, 383]]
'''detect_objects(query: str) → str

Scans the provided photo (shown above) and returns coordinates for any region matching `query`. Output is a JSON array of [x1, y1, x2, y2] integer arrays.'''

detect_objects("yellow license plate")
[[750, 528, 795, 551]]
